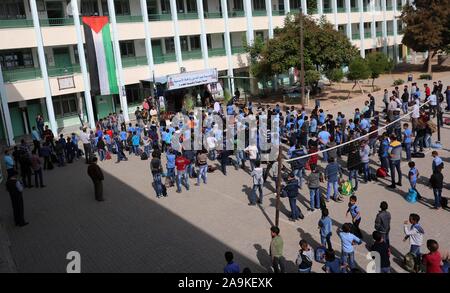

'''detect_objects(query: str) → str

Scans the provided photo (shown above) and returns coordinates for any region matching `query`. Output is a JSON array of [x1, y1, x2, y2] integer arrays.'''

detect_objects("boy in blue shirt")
[[318, 208, 333, 250], [224, 251, 240, 273], [131, 131, 140, 155], [339, 223, 362, 270], [403, 123, 412, 161], [408, 161, 422, 200], [166, 149, 176, 185], [346, 195, 362, 239]]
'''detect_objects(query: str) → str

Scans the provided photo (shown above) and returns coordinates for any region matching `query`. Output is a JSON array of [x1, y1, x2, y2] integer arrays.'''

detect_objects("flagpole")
[[107, 0, 130, 122], [71, 0, 96, 129]]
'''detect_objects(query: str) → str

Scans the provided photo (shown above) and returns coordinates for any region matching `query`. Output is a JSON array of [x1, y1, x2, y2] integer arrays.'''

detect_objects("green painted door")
[[95, 95, 114, 119], [9, 106, 25, 137], [152, 40, 163, 58], [27, 102, 42, 130], [53, 48, 72, 73]]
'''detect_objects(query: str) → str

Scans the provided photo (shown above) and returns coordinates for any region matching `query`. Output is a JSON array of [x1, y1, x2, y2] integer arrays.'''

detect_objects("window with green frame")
[[119, 41, 135, 57], [102, 0, 130, 15], [253, 0, 265, 10], [0, 49, 34, 69], [52, 94, 78, 118], [233, 0, 244, 10], [0, 0, 25, 20], [81, 0, 100, 16]]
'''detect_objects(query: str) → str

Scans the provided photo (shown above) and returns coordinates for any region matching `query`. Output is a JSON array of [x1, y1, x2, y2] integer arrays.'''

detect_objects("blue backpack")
[[406, 188, 417, 203], [315, 246, 327, 263]]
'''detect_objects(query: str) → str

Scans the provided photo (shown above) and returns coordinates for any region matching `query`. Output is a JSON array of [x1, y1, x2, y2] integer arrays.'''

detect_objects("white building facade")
[[0, 0, 409, 141]]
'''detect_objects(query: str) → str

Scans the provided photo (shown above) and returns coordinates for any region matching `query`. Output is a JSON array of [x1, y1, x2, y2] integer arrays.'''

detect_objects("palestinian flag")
[[82, 16, 118, 95]]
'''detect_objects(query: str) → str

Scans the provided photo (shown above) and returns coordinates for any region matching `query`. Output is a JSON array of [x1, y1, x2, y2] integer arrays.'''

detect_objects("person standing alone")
[[6, 171, 28, 227], [87, 157, 105, 202]]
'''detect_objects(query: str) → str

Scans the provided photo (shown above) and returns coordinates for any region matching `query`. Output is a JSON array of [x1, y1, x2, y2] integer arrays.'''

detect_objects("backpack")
[[140, 152, 148, 160], [340, 180, 353, 196], [406, 188, 417, 203], [105, 152, 112, 160], [404, 252, 417, 272], [411, 152, 425, 158], [440, 197, 448, 209], [315, 246, 327, 263], [376, 167, 388, 178]]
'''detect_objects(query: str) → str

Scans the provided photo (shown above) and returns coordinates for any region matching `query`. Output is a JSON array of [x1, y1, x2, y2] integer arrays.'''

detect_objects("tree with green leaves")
[[325, 68, 344, 85], [366, 52, 393, 90], [347, 57, 371, 96], [245, 14, 358, 92], [400, 0, 450, 74]]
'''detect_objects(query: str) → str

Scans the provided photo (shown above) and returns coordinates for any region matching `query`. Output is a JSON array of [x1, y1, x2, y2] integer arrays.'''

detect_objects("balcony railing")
[[272, 10, 285, 16], [228, 10, 245, 17], [323, 8, 333, 13], [153, 53, 177, 64], [177, 12, 199, 20], [308, 8, 318, 14], [148, 13, 172, 21], [387, 31, 394, 36], [352, 33, 361, 40], [3, 65, 81, 82], [350, 7, 359, 12], [231, 47, 246, 54], [122, 56, 147, 68], [0, 18, 34, 28], [182, 50, 202, 60], [337, 7, 346, 13], [40, 18, 75, 26], [115, 15, 143, 23], [376, 31, 383, 37], [364, 31, 372, 38], [253, 10, 267, 16], [386, 5, 393, 11], [208, 48, 226, 57], [204, 12, 222, 18], [363, 6, 370, 12]]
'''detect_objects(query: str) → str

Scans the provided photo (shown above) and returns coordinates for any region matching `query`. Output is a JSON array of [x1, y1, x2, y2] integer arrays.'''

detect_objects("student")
[[196, 149, 208, 186], [431, 151, 443, 173], [374, 201, 391, 247], [422, 240, 443, 273], [165, 149, 176, 186], [295, 240, 314, 273], [408, 161, 422, 200], [282, 172, 304, 221], [269, 226, 285, 273], [429, 164, 444, 209], [403, 123, 412, 161], [325, 157, 342, 202], [346, 195, 362, 239], [307, 164, 323, 211], [6, 171, 28, 227], [371, 231, 391, 273], [249, 161, 264, 205], [403, 213, 425, 257], [150, 151, 164, 198], [175, 152, 190, 193], [30, 150, 45, 188], [322, 250, 342, 273], [387, 134, 402, 189], [359, 140, 370, 183], [223, 251, 240, 273], [339, 223, 362, 270], [318, 208, 333, 250]]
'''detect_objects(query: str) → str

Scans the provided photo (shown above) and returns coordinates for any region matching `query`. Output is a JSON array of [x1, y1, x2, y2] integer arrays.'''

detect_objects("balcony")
[[115, 15, 143, 23], [208, 48, 226, 57], [231, 47, 246, 54], [122, 56, 147, 68], [0, 18, 75, 28], [3, 65, 81, 82], [148, 13, 172, 21], [228, 10, 245, 17], [323, 8, 333, 13], [272, 10, 285, 16], [182, 49, 202, 60], [253, 10, 267, 16], [204, 12, 222, 18], [177, 13, 199, 20], [154, 53, 177, 64]]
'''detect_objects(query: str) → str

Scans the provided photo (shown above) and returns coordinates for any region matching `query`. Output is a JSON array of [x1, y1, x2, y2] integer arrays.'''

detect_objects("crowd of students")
[[2, 79, 450, 273]]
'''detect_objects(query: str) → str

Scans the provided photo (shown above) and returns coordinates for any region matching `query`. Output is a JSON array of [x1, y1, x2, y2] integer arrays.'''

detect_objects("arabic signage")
[[167, 69, 218, 90]]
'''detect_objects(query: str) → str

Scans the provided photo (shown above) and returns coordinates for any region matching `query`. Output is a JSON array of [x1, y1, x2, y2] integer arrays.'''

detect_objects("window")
[[165, 38, 175, 53], [81, 0, 100, 16], [180, 36, 189, 51], [0, 0, 25, 20], [255, 31, 265, 41], [186, 0, 197, 12], [0, 49, 34, 69], [126, 84, 141, 105], [252, 0, 265, 10], [190, 36, 201, 50], [146, 0, 158, 14], [161, 0, 171, 13], [119, 41, 135, 57], [176, 0, 184, 13], [102, 0, 130, 16], [206, 35, 212, 49], [290, 0, 301, 9], [233, 0, 244, 10], [52, 94, 78, 118]]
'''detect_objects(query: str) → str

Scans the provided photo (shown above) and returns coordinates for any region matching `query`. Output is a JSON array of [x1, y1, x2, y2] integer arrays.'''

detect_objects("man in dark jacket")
[[430, 165, 444, 209], [346, 136, 361, 191], [374, 201, 391, 247], [6, 171, 28, 227], [87, 157, 105, 201], [283, 173, 304, 221]]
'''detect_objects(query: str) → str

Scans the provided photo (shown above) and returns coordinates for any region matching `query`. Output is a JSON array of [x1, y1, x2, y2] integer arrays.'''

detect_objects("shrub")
[[419, 74, 432, 80], [325, 68, 344, 84], [393, 79, 404, 86]]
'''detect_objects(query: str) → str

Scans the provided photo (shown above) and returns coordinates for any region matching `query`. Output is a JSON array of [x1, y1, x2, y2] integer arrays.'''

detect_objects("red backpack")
[[376, 167, 387, 178]]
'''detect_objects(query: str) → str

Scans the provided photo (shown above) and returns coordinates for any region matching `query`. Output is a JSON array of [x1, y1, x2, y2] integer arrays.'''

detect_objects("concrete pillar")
[[140, 0, 156, 90], [318, 0, 323, 15], [358, 0, 365, 57], [266, 0, 274, 39], [382, 0, 387, 54], [284, 0, 290, 14], [30, 0, 58, 135], [301, 0, 307, 14], [0, 65, 15, 146], [332, 0, 338, 30], [169, 0, 183, 69], [244, 0, 254, 45], [345, 0, 352, 39], [197, 0, 209, 68], [220, 0, 235, 93]]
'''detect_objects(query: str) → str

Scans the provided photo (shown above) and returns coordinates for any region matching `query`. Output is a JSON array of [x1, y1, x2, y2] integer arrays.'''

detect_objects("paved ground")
[[0, 76, 449, 273]]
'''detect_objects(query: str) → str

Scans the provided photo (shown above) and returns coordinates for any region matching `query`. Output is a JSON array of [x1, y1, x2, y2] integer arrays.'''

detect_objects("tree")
[[400, 0, 450, 74], [325, 68, 344, 85], [366, 52, 393, 90], [245, 14, 358, 91], [347, 57, 371, 96]]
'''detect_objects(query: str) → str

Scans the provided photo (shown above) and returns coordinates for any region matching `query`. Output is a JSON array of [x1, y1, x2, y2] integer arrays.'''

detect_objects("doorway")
[[46, 1, 64, 25], [53, 47, 72, 73]]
